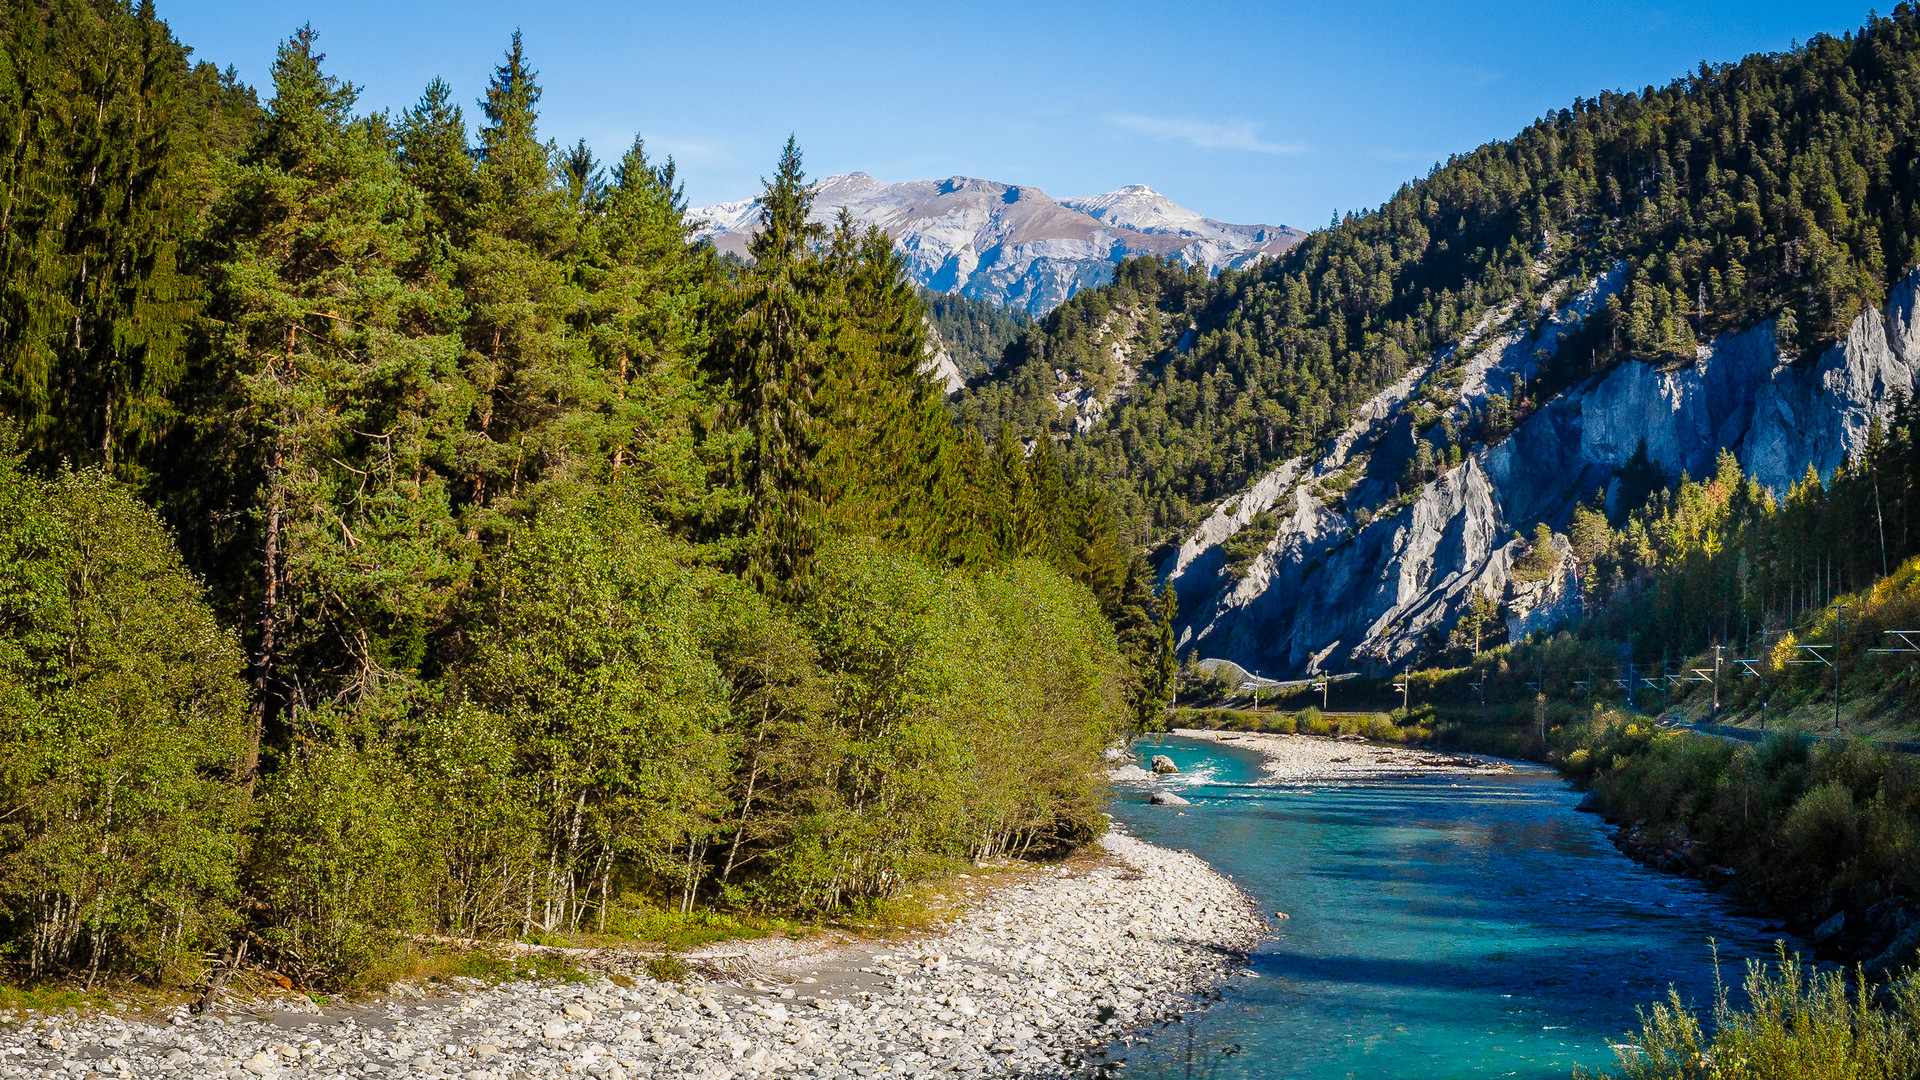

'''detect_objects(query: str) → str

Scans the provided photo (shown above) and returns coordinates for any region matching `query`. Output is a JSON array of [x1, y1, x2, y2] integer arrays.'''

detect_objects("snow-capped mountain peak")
[[691, 174, 1302, 315], [1060, 185, 1208, 234]]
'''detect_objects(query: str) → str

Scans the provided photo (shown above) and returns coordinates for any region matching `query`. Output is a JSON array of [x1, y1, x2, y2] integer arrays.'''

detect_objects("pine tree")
[[204, 26, 463, 779], [398, 77, 472, 244]]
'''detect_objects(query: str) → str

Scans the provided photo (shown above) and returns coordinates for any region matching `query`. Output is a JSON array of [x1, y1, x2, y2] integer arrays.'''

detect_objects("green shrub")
[[1778, 781, 1862, 882], [0, 465, 250, 984], [1590, 949, 1920, 1079], [646, 952, 690, 983], [249, 732, 435, 988]]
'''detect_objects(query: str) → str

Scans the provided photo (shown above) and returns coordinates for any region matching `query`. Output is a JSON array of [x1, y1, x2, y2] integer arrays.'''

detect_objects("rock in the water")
[[1813, 911, 1847, 944], [1150, 754, 1179, 774], [1150, 791, 1191, 806], [1108, 764, 1153, 782]]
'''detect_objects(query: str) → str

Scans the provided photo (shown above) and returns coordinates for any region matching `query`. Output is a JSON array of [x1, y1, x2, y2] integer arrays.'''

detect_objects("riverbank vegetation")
[[1591, 951, 1920, 1080], [0, 6, 1174, 993], [1388, 683, 1920, 977]]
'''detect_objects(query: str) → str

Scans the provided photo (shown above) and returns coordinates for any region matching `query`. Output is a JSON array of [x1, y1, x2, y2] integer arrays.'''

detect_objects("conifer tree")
[[720, 137, 829, 596], [455, 32, 585, 525], [397, 77, 472, 244], [0, 0, 203, 477], [579, 136, 713, 525], [204, 26, 463, 778]]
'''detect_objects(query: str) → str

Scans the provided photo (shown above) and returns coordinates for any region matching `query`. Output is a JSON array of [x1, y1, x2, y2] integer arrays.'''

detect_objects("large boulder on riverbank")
[[1108, 764, 1153, 782], [1866, 924, 1920, 979], [1150, 755, 1179, 774], [1150, 791, 1191, 806]]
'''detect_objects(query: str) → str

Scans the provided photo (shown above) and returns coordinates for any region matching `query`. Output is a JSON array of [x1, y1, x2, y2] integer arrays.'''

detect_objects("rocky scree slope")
[[693, 174, 1302, 316], [1162, 266, 1920, 678]]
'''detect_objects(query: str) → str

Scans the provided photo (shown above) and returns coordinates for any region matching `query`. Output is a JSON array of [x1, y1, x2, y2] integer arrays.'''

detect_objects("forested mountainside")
[[968, 9, 1920, 535], [922, 289, 1029, 382], [0, 4, 1173, 989], [961, 6, 1920, 676]]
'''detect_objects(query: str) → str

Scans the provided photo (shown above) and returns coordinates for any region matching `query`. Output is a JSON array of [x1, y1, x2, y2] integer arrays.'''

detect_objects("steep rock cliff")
[[1163, 268, 1920, 677]]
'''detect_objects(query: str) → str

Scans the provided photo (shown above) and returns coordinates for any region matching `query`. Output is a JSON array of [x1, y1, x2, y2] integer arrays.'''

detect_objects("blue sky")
[[159, 1, 1873, 227]]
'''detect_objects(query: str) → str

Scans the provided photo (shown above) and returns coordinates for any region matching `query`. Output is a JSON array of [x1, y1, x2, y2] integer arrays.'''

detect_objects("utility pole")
[[1835, 607, 1845, 733], [1393, 668, 1410, 714], [1789, 632, 1840, 731], [1712, 644, 1722, 720]]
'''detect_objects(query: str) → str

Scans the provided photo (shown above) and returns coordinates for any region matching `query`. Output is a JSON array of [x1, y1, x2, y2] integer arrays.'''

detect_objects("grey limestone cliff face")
[[1163, 268, 1920, 678]]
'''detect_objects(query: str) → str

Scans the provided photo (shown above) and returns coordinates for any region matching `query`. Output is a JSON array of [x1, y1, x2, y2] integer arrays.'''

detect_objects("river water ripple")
[[1104, 735, 1795, 1079]]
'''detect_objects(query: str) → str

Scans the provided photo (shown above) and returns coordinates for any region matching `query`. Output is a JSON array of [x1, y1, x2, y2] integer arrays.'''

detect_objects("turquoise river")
[[1102, 735, 1794, 1079]]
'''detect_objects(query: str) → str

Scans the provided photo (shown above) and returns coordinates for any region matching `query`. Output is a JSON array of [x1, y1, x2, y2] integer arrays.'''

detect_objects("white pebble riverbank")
[[1166, 728, 1514, 783], [0, 832, 1264, 1080]]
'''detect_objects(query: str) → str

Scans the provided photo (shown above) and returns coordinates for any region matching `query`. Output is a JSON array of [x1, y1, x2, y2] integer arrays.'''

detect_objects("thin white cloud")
[[1105, 114, 1305, 155]]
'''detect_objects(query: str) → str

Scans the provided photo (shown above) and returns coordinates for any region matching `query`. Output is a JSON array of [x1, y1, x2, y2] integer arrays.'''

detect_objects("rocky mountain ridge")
[[1160, 266, 1920, 679], [692, 173, 1302, 315]]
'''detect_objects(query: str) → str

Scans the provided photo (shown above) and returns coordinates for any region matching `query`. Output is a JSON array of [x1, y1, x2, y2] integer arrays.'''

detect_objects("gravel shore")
[[1, 832, 1263, 1080], [1165, 728, 1514, 783]]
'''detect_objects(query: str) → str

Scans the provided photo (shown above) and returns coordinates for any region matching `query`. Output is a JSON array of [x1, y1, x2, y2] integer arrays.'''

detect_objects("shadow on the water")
[[1245, 946, 1724, 1025]]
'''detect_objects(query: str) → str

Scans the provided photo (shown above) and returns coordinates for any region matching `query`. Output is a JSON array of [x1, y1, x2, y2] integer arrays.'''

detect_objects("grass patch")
[[357, 942, 588, 994], [0, 985, 111, 1012], [644, 953, 689, 983], [599, 903, 776, 950], [843, 892, 951, 934]]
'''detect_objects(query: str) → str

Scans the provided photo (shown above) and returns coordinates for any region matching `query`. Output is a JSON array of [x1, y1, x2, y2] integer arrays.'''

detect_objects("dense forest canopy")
[[0, 2, 1174, 988], [922, 288, 1029, 381], [964, 6, 1920, 540]]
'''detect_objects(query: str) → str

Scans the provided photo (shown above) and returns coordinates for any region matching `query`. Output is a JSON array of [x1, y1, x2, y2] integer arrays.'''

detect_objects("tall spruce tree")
[[580, 137, 714, 526], [720, 137, 829, 597], [397, 77, 472, 246], [0, 0, 205, 478], [455, 32, 589, 526]]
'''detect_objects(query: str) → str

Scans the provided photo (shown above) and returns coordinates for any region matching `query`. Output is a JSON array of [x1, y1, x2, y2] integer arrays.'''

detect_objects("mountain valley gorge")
[[11, 3, 1920, 1077], [954, 12, 1920, 684]]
